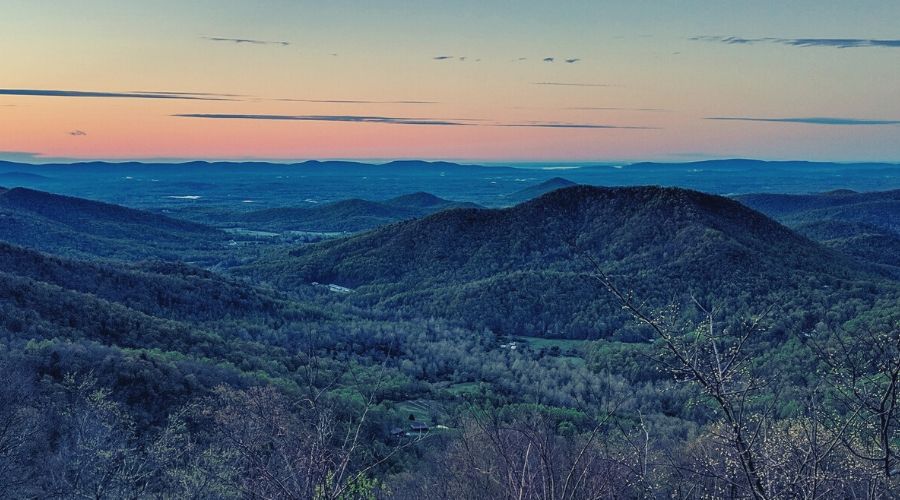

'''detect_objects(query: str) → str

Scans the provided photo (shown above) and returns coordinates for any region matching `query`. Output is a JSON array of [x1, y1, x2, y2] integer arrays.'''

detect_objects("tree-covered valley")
[[0, 165, 898, 498]]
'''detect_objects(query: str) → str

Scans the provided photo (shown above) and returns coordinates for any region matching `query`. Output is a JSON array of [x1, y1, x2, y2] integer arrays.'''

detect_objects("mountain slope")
[[735, 189, 900, 232], [0, 187, 227, 261], [505, 177, 577, 203], [245, 186, 896, 338], [793, 220, 900, 274], [235, 193, 481, 232], [735, 189, 900, 270], [0, 241, 306, 322]]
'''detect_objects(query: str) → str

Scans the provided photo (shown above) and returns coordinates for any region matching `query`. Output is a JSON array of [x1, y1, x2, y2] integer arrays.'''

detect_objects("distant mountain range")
[[242, 185, 896, 338]]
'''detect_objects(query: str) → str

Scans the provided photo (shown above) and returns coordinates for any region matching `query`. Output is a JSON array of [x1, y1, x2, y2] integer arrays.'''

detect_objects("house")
[[409, 422, 429, 433]]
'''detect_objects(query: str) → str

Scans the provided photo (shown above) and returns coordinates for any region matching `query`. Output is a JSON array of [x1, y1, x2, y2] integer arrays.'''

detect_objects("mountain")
[[234, 193, 481, 232], [792, 220, 900, 274], [735, 189, 900, 233], [0, 187, 226, 261], [0, 241, 306, 323], [735, 189, 900, 271], [244, 185, 897, 339], [0, 171, 52, 182], [385, 191, 480, 211], [505, 177, 577, 203]]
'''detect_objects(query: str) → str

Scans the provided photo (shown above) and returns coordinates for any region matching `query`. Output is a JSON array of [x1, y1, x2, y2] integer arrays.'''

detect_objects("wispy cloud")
[[533, 82, 612, 87], [706, 116, 900, 125], [202, 36, 291, 46], [564, 58, 580, 63], [0, 88, 236, 101], [498, 121, 656, 129], [173, 113, 470, 126], [68, 130, 87, 136], [543, 57, 555, 62], [433, 55, 453, 60], [0, 88, 437, 105], [174, 113, 655, 130], [274, 98, 437, 105], [692, 36, 900, 49]]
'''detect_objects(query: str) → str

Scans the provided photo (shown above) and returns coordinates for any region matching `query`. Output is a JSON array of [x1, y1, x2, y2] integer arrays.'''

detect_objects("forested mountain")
[[504, 177, 577, 203], [232, 193, 481, 232], [0, 241, 305, 322], [243, 185, 898, 338], [736, 189, 900, 234], [736, 189, 900, 273], [0, 183, 897, 497], [0, 187, 227, 261]]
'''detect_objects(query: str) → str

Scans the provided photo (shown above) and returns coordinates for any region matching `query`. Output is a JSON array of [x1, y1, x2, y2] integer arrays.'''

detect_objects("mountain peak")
[[386, 192, 448, 207]]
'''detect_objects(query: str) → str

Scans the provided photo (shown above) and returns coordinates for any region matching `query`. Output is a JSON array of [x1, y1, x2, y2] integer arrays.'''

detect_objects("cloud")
[[173, 113, 470, 126], [692, 36, 900, 49], [533, 82, 611, 87], [274, 98, 436, 105], [706, 116, 900, 125], [68, 130, 87, 136], [543, 57, 555, 62], [498, 121, 656, 129], [564, 58, 580, 63], [203, 36, 290, 46], [0, 88, 236, 101], [174, 113, 655, 130], [433, 55, 453, 60]]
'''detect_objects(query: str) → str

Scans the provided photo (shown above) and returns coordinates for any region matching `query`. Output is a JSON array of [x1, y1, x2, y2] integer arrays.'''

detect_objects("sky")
[[1, 0, 899, 163]]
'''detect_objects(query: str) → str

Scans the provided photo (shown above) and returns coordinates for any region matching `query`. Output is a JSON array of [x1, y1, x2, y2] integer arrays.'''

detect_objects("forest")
[[0, 180, 897, 498]]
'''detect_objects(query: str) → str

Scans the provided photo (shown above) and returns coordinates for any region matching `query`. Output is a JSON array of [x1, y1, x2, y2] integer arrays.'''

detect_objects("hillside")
[[735, 189, 900, 271], [234, 193, 481, 232], [0, 187, 227, 261], [0, 241, 307, 322], [504, 177, 577, 203], [244, 185, 897, 338], [793, 220, 900, 274], [735, 189, 900, 232]]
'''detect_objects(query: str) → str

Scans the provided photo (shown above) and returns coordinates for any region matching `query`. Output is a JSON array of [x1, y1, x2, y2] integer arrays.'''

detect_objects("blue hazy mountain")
[[229, 193, 481, 232], [504, 177, 578, 203], [0, 186, 226, 260]]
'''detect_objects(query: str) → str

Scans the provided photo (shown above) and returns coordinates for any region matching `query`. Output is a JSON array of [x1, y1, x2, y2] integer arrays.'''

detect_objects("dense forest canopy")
[[0, 179, 897, 498]]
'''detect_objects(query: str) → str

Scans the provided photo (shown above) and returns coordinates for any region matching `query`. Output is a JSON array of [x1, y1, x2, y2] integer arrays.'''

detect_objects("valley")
[[0, 162, 898, 498]]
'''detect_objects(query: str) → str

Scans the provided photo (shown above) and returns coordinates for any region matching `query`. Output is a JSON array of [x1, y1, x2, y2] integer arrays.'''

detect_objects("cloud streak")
[[498, 121, 656, 129], [68, 130, 87, 136], [274, 98, 437, 105], [706, 116, 900, 125], [203, 36, 290, 46], [692, 36, 900, 49], [174, 113, 655, 130], [174, 113, 470, 126], [0, 88, 236, 101]]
